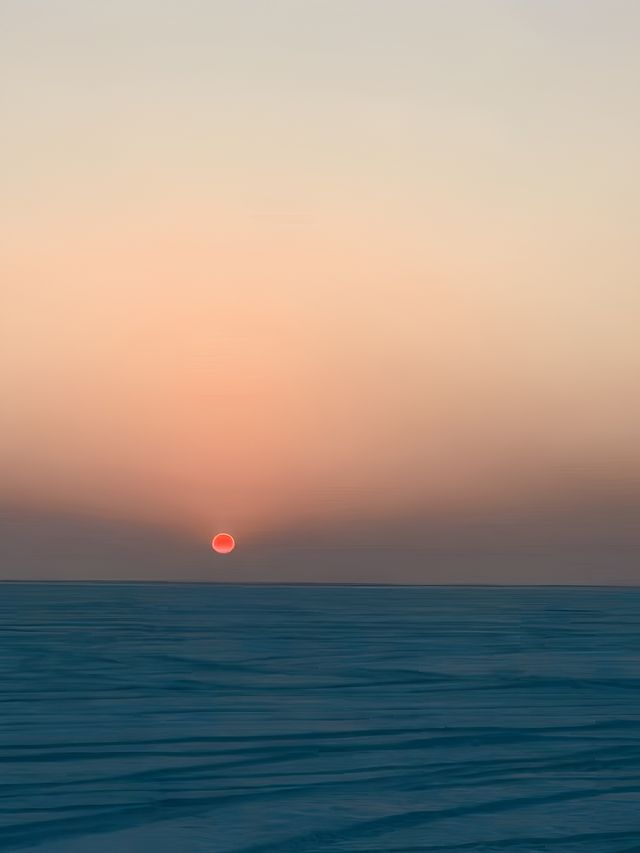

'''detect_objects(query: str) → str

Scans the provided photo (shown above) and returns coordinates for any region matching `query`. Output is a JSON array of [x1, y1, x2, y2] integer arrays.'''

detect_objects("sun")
[[211, 532, 235, 554]]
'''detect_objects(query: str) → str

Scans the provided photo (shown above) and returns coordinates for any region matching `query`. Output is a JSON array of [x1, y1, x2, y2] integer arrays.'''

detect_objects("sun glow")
[[212, 533, 235, 554]]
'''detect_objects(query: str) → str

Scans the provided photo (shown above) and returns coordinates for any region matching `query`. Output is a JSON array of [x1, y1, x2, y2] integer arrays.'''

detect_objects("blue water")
[[1, 584, 640, 852]]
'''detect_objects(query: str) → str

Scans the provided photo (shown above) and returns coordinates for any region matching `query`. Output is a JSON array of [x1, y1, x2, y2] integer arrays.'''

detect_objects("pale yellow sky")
[[2, 1, 639, 555]]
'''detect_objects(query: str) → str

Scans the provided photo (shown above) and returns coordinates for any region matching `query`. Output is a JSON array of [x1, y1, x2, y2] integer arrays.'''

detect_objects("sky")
[[2, 0, 639, 582]]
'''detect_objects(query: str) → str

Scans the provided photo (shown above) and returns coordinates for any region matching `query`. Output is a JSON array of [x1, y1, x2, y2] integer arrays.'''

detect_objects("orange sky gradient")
[[2, 1, 640, 579]]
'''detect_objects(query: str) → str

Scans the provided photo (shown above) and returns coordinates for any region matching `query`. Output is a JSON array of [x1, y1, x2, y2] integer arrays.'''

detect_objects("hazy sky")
[[2, 1, 639, 581]]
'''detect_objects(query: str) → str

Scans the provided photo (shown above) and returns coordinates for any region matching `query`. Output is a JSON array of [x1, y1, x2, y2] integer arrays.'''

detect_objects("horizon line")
[[1, 580, 639, 589]]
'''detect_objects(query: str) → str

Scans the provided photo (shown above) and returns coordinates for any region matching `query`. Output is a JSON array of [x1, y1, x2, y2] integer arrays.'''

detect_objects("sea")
[[1, 582, 640, 852]]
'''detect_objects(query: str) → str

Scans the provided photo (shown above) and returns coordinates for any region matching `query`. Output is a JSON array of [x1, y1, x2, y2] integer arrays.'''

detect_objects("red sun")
[[212, 532, 235, 554]]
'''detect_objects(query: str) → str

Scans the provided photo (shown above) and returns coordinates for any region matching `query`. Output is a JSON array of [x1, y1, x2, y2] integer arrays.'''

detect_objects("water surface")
[[1, 583, 640, 851]]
